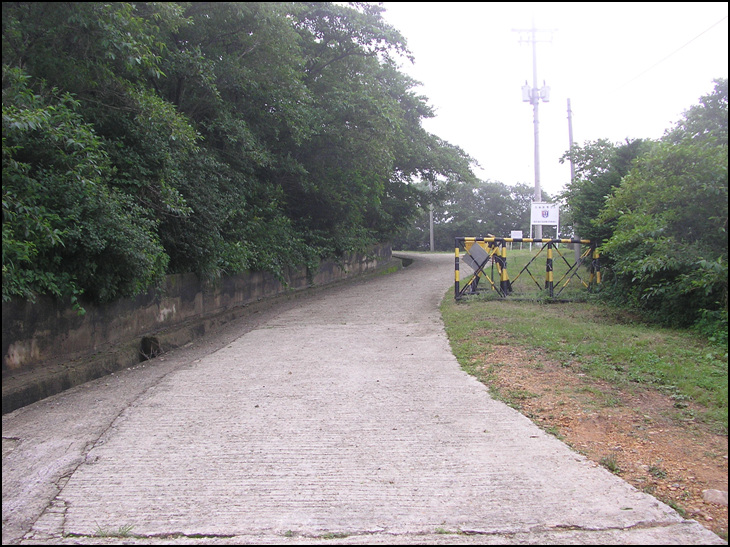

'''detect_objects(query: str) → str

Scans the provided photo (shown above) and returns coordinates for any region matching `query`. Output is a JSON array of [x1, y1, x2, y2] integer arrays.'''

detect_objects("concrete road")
[[2, 252, 724, 545]]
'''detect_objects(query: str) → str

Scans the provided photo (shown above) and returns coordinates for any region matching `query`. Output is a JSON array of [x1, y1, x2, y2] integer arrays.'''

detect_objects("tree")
[[598, 79, 728, 329], [393, 180, 534, 251], [3, 2, 478, 304], [150, 1, 313, 279], [2, 68, 167, 303], [285, 2, 476, 254], [3, 1, 201, 280], [559, 138, 652, 245]]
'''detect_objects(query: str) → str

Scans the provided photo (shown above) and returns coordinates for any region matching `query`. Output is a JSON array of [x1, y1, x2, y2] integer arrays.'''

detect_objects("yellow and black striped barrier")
[[454, 237, 600, 300]]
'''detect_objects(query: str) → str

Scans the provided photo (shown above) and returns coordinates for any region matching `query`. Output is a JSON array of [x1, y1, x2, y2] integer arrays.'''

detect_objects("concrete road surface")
[[2, 252, 724, 545]]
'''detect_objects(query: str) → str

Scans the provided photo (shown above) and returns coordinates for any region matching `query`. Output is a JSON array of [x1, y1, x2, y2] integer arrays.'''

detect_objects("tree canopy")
[[561, 79, 727, 335], [2, 1, 476, 304], [392, 179, 536, 251]]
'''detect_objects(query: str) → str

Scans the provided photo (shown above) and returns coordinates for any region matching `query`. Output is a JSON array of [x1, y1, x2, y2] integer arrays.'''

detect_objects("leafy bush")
[[3, 68, 168, 303], [598, 80, 727, 330]]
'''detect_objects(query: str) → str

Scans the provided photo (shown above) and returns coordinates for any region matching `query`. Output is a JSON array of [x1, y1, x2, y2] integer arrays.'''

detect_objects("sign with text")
[[530, 202, 559, 226]]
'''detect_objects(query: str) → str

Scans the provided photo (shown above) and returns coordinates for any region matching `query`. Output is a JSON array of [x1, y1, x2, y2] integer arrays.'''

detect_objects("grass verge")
[[441, 289, 727, 435]]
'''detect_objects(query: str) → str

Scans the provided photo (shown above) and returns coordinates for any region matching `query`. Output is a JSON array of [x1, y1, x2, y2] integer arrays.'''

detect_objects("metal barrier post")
[[454, 239, 460, 300], [545, 241, 554, 296]]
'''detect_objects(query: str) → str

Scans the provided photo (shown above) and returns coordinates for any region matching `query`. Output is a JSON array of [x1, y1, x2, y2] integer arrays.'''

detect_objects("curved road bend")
[[2, 252, 723, 545]]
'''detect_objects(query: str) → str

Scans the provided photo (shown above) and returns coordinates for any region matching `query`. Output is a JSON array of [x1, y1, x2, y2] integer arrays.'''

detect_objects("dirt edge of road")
[[472, 343, 728, 540]]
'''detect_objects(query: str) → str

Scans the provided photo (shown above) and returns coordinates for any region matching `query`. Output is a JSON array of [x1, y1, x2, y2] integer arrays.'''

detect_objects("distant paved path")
[[2, 252, 723, 544]]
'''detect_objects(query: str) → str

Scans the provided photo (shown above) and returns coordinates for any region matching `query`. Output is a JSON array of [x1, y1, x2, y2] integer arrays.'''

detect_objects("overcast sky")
[[380, 2, 729, 198]]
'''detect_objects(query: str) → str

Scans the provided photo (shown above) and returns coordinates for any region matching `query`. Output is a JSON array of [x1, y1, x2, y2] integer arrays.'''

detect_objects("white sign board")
[[531, 202, 559, 226], [510, 230, 523, 240]]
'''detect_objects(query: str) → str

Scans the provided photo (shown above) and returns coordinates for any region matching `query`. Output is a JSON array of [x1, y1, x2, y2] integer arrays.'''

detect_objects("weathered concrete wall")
[[2, 245, 396, 413]]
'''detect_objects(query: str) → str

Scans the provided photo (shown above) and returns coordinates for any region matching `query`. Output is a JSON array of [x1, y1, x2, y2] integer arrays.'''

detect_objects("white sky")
[[380, 2, 729, 198]]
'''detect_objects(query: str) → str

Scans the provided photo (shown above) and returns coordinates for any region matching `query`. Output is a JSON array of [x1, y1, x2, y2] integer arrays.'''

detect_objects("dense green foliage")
[[561, 79, 728, 338], [2, 2, 476, 304], [2, 69, 169, 304], [559, 138, 653, 244]]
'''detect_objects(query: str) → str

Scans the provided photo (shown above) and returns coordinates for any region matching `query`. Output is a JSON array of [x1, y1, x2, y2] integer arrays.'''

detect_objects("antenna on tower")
[[513, 21, 555, 240]]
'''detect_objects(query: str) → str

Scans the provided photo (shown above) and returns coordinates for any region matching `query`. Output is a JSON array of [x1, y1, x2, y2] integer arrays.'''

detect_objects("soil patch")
[[477, 344, 728, 540]]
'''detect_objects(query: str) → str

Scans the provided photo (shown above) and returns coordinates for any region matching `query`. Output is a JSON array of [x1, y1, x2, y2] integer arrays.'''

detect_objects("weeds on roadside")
[[648, 465, 667, 479], [94, 523, 135, 538], [599, 455, 622, 475]]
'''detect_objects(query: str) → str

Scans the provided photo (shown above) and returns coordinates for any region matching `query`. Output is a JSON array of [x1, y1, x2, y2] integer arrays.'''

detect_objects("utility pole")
[[429, 201, 434, 251], [514, 21, 553, 240], [567, 99, 575, 181], [567, 98, 580, 263], [429, 179, 434, 251]]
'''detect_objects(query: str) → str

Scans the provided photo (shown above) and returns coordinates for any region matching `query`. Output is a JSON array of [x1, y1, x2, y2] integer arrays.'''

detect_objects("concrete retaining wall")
[[2, 245, 396, 413]]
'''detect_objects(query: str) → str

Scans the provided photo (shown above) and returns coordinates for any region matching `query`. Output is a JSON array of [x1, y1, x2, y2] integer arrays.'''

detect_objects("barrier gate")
[[454, 237, 601, 301]]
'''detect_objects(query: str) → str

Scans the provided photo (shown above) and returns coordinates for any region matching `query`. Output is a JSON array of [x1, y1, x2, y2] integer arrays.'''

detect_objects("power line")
[[614, 15, 728, 92]]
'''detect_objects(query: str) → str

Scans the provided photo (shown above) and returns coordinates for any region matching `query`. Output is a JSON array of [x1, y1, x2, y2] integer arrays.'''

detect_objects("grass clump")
[[94, 524, 135, 538]]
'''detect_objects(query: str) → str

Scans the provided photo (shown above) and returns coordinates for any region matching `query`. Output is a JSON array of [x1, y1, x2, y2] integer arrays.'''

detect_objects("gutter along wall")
[[2, 245, 395, 413]]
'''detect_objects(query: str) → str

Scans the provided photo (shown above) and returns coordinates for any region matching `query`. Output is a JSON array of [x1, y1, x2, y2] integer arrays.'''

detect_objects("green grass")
[[321, 532, 351, 539], [441, 286, 728, 434]]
